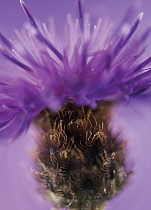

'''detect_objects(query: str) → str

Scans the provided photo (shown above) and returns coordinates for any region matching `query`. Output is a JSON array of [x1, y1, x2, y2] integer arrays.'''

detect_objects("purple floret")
[[0, 0, 151, 139]]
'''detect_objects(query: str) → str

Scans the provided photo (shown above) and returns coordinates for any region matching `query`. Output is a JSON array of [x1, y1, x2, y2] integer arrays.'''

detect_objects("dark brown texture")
[[34, 101, 128, 210]]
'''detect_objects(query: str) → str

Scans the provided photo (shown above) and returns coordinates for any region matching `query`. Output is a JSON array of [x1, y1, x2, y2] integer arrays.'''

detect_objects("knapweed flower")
[[1, 0, 151, 209]]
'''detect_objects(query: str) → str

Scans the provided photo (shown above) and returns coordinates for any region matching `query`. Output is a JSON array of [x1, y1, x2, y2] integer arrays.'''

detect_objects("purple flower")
[[0, 0, 151, 139], [1, 0, 151, 210]]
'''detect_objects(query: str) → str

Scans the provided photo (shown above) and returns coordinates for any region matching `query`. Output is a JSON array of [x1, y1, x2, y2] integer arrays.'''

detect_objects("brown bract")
[[33, 101, 128, 210]]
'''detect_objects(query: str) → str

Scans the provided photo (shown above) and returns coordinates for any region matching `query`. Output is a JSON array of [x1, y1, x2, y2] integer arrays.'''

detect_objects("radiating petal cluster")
[[0, 0, 151, 139]]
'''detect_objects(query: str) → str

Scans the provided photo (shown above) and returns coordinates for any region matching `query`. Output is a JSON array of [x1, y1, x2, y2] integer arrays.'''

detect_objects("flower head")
[[1, 0, 151, 209]]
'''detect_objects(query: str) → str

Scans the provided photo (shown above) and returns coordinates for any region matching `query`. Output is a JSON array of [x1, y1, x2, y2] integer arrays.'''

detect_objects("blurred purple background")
[[1, 0, 151, 210]]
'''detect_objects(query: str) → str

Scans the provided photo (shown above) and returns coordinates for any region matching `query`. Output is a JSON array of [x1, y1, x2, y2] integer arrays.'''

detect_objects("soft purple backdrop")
[[0, 0, 151, 210]]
